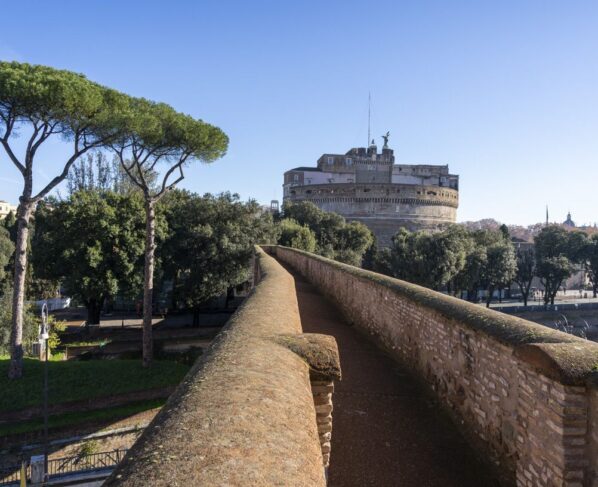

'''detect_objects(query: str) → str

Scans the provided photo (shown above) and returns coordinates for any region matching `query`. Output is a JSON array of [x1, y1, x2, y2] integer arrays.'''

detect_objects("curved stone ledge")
[[264, 246, 586, 346], [266, 245, 598, 485], [105, 248, 338, 486], [276, 333, 341, 381], [514, 342, 598, 385], [267, 245, 598, 384]]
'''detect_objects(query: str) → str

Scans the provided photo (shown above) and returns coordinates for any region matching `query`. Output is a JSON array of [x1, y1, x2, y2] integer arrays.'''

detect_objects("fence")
[[0, 448, 128, 486]]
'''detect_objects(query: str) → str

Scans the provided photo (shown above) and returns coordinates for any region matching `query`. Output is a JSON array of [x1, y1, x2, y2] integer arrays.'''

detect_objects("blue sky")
[[1, 0, 597, 225]]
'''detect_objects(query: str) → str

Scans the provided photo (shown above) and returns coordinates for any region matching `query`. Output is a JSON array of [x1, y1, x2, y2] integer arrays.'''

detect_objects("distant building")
[[0, 200, 17, 219], [563, 212, 575, 228], [283, 140, 459, 245]]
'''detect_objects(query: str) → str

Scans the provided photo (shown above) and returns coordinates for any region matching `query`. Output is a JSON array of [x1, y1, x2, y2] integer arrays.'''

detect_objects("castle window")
[[293, 174, 299, 182], [327, 157, 334, 165], [346, 157, 353, 165]]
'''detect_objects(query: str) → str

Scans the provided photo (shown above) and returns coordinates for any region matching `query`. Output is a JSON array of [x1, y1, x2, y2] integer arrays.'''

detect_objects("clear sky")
[[1, 0, 597, 226]]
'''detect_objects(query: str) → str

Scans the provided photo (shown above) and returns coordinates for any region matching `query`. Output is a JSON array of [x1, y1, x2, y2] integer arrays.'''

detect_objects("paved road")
[[287, 268, 499, 487]]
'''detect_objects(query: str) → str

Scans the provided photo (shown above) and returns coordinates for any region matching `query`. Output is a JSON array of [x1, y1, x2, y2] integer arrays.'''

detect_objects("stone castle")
[[282, 139, 459, 245]]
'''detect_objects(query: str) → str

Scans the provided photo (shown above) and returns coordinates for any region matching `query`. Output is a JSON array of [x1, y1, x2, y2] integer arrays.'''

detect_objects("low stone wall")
[[105, 248, 340, 486], [268, 245, 598, 487]]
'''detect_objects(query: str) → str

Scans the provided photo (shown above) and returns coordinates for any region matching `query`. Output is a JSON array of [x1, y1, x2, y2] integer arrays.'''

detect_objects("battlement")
[[283, 145, 459, 243]]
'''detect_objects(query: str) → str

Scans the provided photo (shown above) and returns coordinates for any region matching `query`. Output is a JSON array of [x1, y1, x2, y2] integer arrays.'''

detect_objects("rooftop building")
[[283, 140, 459, 245], [0, 200, 17, 219]]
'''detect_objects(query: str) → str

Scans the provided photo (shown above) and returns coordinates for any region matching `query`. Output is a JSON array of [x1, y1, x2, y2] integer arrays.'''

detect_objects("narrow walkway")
[[286, 267, 498, 487]]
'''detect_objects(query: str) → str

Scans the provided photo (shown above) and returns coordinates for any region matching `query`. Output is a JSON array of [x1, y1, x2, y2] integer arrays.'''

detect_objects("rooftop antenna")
[[368, 92, 371, 147]]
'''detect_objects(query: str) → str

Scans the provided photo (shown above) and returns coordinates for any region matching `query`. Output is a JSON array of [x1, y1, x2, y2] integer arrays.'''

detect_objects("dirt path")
[[288, 269, 498, 487]]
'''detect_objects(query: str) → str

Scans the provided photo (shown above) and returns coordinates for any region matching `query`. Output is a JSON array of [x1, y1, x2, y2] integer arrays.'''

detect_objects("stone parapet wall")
[[286, 182, 458, 245], [288, 182, 459, 208], [105, 248, 340, 486], [267, 245, 598, 486]]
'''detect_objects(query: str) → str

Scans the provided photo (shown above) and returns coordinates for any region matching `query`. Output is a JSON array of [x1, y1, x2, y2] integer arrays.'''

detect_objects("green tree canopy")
[[374, 226, 469, 291], [534, 226, 579, 306], [333, 221, 374, 267], [278, 219, 317, 253], [0, 285, 37, 357], [110, 97, 229, 367], [514, 247, 536, 306], [482, 240, 517, 307], [0, 61, 132, 378], [0, 226, 14, 286], [31, 191, 146, 325], [281, 201, 373, 265], [583, 234, 598, 298], [159, 191, 277, 325]]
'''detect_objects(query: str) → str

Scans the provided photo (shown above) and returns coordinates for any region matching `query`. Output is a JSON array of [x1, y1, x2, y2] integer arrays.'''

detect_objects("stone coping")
[[265, 245, 598, 386], [105, 248, 338, 486]]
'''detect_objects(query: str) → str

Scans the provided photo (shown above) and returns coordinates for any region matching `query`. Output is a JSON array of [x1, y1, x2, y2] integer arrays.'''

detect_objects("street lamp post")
[[39, 302, 50, 483]]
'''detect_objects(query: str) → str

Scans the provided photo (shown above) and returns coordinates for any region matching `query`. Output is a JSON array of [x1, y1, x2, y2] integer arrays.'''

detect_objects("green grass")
[[0, 358, 189, 413], [0, 398, 166, 437], [64, 340, 110, 347]]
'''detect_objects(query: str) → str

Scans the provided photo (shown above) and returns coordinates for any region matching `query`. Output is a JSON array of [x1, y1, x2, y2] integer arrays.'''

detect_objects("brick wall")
[[269, 245, 598, 487], [105, 248, 340, 486]]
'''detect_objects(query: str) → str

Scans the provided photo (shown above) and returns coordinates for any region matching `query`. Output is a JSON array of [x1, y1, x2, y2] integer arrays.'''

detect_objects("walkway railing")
[[0, 448, 128, 486], [47, 448, 128, 477]]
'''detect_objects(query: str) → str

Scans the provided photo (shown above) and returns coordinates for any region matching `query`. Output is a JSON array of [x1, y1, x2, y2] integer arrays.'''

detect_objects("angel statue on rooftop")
[[382, 131, 390, 148]]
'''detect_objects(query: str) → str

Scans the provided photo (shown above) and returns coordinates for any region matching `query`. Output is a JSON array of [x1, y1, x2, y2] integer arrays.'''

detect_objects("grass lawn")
[[0, 398, 166, 437], [0, 358, 189, 413]]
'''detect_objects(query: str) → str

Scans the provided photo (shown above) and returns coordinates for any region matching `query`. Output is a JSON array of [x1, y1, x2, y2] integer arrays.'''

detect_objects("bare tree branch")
[[0, 139, 25, 175], [118, 156, 146, 191], [24, 122, 42, 168], [32, 132, 84, 201], [28, 122, 59, 163], [156, 159, 186, 199]]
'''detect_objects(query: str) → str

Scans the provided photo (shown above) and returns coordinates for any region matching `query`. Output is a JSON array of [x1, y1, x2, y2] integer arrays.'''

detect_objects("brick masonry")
[[105, 248, 340, 487], [311, 379, 334, 467], [268, 246, 598, 487]]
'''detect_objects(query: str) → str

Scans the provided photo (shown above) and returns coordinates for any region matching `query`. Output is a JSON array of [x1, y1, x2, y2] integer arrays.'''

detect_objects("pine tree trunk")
[[486, 287, 494, 308], [142, 200, 156, 368], [87, 298, 103, 325], [8, 200, 35, 379], [170, 272, 178, 310]]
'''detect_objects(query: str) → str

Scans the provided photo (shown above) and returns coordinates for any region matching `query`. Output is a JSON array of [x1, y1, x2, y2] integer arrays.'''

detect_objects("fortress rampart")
[[104, 245, 598, 486], [283, 144, 460, 245], [105, 248, 340, 486], [289, 182, 458, 242], [268, 245, 598, 486]]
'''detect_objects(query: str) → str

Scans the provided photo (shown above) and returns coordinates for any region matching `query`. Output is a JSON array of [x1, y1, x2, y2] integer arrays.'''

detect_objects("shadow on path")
[[285, 266, 499, 487]]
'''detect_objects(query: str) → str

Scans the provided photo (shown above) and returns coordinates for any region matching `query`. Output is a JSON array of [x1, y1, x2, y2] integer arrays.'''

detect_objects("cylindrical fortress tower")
[[283, 142, 459, 246]]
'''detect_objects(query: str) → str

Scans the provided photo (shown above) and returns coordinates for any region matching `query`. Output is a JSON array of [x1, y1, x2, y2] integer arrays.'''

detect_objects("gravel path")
[[289, 269, 499, 487]]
